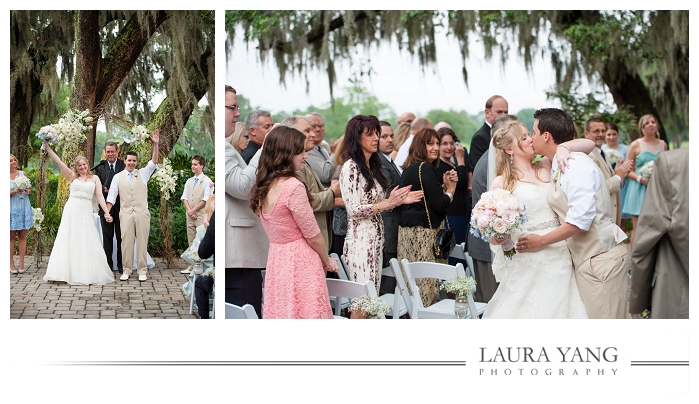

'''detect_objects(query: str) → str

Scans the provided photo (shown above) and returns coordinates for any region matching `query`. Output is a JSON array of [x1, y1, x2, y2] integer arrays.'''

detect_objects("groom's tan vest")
[[186, 175, 209, 216], [548, 156, 627, 269], [118, 170, 149, 214]]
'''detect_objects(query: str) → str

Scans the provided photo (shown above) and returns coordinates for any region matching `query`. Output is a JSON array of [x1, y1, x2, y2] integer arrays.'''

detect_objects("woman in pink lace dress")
[[250, 126, 338, 319]]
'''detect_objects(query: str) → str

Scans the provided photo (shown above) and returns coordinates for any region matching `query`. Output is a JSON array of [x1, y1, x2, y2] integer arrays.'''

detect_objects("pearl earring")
[[510, 154, 513, 164]]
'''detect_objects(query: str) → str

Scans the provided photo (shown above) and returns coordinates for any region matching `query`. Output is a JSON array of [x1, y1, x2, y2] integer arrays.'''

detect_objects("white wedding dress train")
[[44, 180, 115, 285], [483, 182, 588, 319]]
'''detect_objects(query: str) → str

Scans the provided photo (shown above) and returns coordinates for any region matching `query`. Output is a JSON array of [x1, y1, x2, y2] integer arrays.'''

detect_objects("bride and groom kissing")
[[484, 108, 628, 319]]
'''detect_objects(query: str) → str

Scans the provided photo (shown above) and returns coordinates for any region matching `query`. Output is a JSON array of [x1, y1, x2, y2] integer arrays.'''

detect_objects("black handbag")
[[418, 162, 456, 259]]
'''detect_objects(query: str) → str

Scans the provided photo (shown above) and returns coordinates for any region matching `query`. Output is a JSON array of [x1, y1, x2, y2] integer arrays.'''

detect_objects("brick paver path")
[[10, 256, 201, 319]]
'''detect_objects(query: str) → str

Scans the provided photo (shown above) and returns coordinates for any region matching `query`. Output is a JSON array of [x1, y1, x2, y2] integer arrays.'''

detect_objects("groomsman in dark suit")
[[467, 95, 509, 198], [94, 141, 125, 273], [377, 121, 402, 296]]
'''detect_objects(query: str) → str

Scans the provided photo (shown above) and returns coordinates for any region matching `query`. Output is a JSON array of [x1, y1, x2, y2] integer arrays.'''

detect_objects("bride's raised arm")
[[91, 175, 111, 216], [43, 141, 75, 180], [538, 138, 595, 172]]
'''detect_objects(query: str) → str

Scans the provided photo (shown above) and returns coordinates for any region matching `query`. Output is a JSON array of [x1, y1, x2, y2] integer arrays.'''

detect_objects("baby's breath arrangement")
[[349, 295, 390, 318], [185, 249, 202, 264], [439, 276, 477, 297], [203, 267, 215, 279]]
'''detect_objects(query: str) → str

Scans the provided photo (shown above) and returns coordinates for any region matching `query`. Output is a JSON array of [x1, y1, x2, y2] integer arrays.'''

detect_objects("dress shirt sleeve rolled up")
[[557, 153, 601, 231]]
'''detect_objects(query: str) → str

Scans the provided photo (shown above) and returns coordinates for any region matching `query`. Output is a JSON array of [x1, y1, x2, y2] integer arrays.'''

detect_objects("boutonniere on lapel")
[[133, 171, 139, 178], [551, 170, 559, 183]]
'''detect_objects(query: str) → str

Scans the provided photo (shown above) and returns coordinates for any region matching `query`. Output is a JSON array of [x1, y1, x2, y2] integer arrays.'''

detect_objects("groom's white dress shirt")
[[106, 160, 157, 204], [551, 152, 602, 231]]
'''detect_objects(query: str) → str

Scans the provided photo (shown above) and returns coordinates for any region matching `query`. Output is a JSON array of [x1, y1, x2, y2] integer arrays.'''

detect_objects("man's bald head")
[[397, 112, 416, 127], [410, 117, 433, 134]]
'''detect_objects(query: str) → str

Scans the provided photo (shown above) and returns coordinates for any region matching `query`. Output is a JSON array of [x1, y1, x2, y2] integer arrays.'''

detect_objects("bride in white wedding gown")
[[42, 141, 115, 285], [483, 123, 590, 319]]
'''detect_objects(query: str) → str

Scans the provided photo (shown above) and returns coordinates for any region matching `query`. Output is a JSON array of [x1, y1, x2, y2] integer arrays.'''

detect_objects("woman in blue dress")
[[602, 123, 631, 228], [10, 154, 34, 274], [623, 114, 667, 246]]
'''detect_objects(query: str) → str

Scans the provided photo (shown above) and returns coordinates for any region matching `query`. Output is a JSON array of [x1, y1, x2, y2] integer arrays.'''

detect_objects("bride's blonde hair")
[[72, 155, 90, 181], [492, 123, 542, 191]]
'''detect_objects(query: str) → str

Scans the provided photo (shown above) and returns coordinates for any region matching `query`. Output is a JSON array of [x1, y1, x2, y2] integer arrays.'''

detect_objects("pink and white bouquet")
[[639, 160, 654, 178], [36, 125, 59, 145], [469, 188, 528, 258]]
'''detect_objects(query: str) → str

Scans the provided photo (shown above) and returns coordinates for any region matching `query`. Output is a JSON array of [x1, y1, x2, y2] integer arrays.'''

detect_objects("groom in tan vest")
[[180, 155, 211, 274], [106, 130, 160, 282], [518, 109, 629, 318]]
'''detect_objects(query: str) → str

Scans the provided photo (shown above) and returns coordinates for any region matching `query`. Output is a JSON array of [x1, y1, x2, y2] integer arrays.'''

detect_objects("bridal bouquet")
[[639, 161, 654, 178], [13, 176, 31, 199], [470, 188, 528, 258], [153, 158, 179, 200], [605, 149, 623, 167], [131, 125, 150, 142], [36, 125, 59, 145], [32, 208, 44, 231], [53, 109, 93, 150], [349, 295, 391, 318]]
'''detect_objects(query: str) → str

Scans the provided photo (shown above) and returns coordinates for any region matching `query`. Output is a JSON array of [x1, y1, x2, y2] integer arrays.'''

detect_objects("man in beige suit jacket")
[[519, 108, 629, 318], [224, 86, 268, 317], [280, 115, 340, 251], [629, 148, 689, 318], [584, 118, 632, 226], [106, 130, 160, 282]]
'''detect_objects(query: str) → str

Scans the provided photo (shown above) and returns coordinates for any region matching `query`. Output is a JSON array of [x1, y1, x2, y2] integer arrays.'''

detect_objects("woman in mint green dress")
[[623, 114, 667, 246]]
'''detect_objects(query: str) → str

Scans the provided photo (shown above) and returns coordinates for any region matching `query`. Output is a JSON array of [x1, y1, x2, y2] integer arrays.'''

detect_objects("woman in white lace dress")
[[482, 123, 592, 319], [42, 141, 115, 285]]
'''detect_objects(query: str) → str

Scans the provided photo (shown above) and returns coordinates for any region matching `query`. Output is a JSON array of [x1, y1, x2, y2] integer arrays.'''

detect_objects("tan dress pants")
[[574, 242, 629, 319], [120, 209, 151, 276]]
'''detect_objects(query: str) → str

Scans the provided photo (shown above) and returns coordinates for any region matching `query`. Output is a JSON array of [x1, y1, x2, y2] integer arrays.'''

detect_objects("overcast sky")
[[227, 22, 607, 118]]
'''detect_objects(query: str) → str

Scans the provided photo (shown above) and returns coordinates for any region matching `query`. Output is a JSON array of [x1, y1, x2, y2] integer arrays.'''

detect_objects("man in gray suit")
[[281, 115, 340, 252], [377, 121, 402, 296], [224, 85, 269, 317], [305, 112, 334, 188], [629, 148, 689, 318], [467, 114, 518, 303]]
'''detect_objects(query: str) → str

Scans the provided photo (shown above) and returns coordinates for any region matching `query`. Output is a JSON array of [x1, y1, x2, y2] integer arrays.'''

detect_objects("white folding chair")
[[326, 278, 382, 319], [188, 266, 204, 315], [225, 303, 258, 319], [379, 263, 408, 319], [450, 242, 476, 279], [401, 259, 486, 319], [390, 258, 416, 319], [328, 253, 351, 315]]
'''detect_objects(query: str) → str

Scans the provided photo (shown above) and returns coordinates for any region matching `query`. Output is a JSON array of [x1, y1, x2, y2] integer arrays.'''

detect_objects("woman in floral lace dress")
[[339, 115, 422, 294], [250, 126, 338, 319]]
